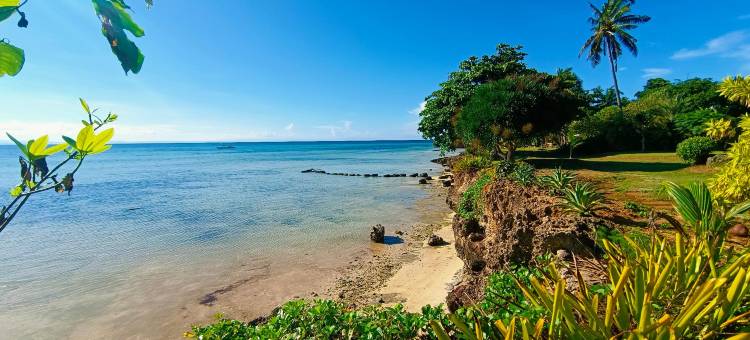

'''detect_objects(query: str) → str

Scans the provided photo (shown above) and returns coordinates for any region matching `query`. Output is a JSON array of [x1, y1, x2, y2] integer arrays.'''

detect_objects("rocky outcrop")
[[445, 171, 601, 311]]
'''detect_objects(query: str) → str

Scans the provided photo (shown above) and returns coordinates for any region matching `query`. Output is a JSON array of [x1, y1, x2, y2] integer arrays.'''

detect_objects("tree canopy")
[[418, 44, 527, 152], [456, 70, 586, 159]]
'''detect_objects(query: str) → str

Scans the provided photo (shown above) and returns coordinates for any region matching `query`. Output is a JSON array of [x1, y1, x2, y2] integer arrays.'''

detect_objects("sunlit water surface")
[[0, 140, 441, 338]]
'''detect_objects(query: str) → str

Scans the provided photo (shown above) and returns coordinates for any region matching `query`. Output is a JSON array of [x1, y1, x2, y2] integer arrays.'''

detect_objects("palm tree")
[[580, 0, 650, 108]]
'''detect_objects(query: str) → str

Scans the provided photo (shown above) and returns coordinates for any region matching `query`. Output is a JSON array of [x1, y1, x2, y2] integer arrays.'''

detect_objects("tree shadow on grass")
[[528, 158, 688, 173]]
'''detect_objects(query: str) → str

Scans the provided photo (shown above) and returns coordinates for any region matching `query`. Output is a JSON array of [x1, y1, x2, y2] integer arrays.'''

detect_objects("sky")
[[1, 0, 749, 143]]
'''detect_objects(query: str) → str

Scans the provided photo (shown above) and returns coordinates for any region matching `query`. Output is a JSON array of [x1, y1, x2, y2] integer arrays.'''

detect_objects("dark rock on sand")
[[442, 180, 452, 187], [410, 173, 419, 177], [427, 234, 447, 246], [418, 178, 428, 184], [420, 173, 428, 178], [370, 224, 385, 243]]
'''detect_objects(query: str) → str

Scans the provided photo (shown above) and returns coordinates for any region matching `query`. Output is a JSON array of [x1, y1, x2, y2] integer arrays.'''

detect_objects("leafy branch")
[[0, 99, 116, 234]]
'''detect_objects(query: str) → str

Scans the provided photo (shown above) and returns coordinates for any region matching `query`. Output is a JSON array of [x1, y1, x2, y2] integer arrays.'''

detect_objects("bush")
[[676, 136, 715, 165], [453, 154, 492, 173], [187, 300, 447, 339], [509, 161, 535, 186], [673, 108, 727, 138], [457, 173, 493, 220], [494, 159, 515, 178], [480, 266, 546, 322], [710, 117, 750, 205]]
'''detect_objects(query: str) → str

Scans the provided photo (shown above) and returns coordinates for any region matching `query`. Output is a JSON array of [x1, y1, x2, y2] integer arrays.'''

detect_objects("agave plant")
[[433, 233, 750, 339], [558, 181, 606, 216], [539, 167, 576, 194]]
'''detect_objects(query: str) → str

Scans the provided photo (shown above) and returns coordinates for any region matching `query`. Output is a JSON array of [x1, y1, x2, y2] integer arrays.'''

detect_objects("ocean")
[[0, 140, 442, 338]]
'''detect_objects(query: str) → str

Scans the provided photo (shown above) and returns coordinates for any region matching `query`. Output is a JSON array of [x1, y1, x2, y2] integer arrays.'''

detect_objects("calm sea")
[[0, 140, 442, 338]]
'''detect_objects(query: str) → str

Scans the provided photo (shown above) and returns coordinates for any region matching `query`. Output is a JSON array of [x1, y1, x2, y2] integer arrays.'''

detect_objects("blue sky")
[[1, 0, 749, 143]]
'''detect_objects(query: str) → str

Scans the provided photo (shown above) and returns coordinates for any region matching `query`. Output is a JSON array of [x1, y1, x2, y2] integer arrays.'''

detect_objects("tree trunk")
[[607, 47, 623, 109], [641, 131, 646, 152]]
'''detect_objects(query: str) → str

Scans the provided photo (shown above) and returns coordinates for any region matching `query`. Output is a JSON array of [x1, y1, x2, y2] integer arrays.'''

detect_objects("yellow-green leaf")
[[0, 41, 24, 77], [79, 98, 91, 114]]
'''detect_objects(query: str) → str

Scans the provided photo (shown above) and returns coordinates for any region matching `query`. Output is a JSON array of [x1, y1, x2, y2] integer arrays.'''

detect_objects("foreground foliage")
[[0, 0, 150, 76], [557, 181, 606, 217], [0, 99, 116, 234], [187, 300, 447, 339]]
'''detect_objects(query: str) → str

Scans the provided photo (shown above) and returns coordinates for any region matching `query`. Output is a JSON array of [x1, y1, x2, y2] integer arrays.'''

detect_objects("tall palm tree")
[[580, 0, 650, 108]]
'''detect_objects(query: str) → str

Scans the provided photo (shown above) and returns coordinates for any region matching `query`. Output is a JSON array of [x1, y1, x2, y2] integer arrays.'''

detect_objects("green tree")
[[580, 0, 650, 108], [418, 44, 527, 152], [456, 70, 585, 160], [624, 89, 674, 152], [0, 0, 150, 76]]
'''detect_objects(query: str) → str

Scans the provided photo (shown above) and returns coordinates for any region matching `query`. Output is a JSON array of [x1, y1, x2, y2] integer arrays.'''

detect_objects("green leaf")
[[92, 0, 146, 74], [0, 6, 16, 23], [6, 133, 28, 157], [79, 98, 91, 114], [0, 41, 25, 77], [9, 185, 22, 197], [62, 136, 77, 148]]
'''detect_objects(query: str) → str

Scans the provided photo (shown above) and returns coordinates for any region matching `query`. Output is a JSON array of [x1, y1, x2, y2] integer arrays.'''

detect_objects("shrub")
[[558, 181, 605, 216], [187, 300, 447, 339], [710, 117, 750, 205], [539, 167, 576, 193], [458, 173, 493, 220], [509, 161, 535, 186], [675, 136, 715, 165], [481, 266, 546, 322], [473, 234, 750, 339], [704, 118, 736, 142], [623, 201, 650, 217], [453, 154, 492, 173], [495, 159, 515, 178], [673, 108, 727, 138]]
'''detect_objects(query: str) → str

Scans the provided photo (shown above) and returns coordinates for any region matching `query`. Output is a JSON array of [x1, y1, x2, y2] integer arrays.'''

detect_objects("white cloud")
[[671, 30, 748, 60], [315, 121, 353, 137], [284, 123, 294, 131], [408, 101, 426, 115], [641, 68, 673, 79]]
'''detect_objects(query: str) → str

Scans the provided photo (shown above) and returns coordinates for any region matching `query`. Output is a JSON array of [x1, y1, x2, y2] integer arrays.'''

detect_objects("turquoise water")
[[0, 140, 441, 338]]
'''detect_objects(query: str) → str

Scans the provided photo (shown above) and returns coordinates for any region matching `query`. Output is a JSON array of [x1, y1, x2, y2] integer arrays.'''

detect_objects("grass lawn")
[[524, 151, 715, 210]]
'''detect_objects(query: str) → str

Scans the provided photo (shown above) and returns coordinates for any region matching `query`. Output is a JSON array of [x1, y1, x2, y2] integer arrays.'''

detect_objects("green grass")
[[525, 152, 714, 203]]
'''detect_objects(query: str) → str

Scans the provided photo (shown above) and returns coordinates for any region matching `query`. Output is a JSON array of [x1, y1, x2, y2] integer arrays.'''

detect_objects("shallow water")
[[0, 140, 441, 338]]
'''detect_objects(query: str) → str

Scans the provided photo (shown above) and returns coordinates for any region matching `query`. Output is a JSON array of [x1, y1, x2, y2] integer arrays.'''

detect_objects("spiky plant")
[[718, 75, 750, 107], [539, 167, 577, 194], [558, 181, 605, 216]]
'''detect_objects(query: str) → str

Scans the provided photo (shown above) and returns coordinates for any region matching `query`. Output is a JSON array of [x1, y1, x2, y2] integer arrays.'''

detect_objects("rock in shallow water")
[[370, 224, 385, 243]]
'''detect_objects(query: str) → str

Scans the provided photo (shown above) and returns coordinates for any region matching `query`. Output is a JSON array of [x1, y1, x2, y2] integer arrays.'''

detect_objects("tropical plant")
[[0, 0, 150, 77], [664, 181, 750, 250], [705, 118, 736, 141], [453, 154, 492, 174], [0, 99, 116, 234], [718, 75, 750, 107], [539, 167, 576, 194], [495, 159, 515, 178], [418, 44, 528, 152], [675, 136, 716, 165], [510, 161, 536, 187], [711, 116, 750, 205], [469, 233, 750, 339], [458, 173, 493, 221], [558, 181, 605, 216], [580, 0, 650, 108], [187, 299, 447, 339], [456, 70, 585, 160]]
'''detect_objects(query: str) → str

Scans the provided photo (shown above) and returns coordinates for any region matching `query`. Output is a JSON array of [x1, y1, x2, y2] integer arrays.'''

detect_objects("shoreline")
[[328, 170, 462, 311]]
